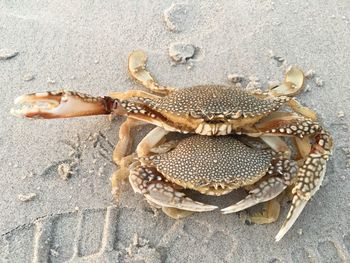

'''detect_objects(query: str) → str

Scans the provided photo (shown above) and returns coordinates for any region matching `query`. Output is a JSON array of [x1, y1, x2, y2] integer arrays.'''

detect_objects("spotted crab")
[[12, 50, 333, 241]]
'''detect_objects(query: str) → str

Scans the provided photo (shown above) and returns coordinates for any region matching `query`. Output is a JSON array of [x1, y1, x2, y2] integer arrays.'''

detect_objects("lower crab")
[[126, 127, 299, 240]]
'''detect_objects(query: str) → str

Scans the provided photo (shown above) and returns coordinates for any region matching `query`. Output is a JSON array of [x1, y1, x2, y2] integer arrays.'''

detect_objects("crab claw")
[[11, 91, 118, 119], [275, 156, 328, 242], [221, 177, 287, 214], [129, 165, 218, 213]]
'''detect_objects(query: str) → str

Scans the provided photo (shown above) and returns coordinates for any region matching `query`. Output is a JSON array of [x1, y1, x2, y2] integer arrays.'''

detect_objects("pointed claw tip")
[[14, 95, 26, 105], [275, 235, 282, 242], [220, 207, 238, 214], [206, 205, 219, 211], [275, 226, 289, 242]]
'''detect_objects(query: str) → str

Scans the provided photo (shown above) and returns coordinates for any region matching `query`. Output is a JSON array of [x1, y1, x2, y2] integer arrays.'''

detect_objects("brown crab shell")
[[133, 85, 291, 135], [144, 135, 273, 196]]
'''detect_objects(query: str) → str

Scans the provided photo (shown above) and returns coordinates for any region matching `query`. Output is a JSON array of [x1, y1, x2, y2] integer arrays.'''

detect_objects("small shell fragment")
[[228, 74, 245, 83], [305, 69, 315, 79], [23, 73, 35, 81], [168, 43, 196, 63], [337, 111, 345, 118], [0, 48, 19, 60], [163, 3, 189, 32], [57, 163, 73, 180], [18, 193, 37, 202], [315, 77, 324, 87]]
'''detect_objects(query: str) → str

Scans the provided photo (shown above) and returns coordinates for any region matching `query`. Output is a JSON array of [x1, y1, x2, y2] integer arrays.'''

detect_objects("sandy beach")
[[1, 1, 350, 262]]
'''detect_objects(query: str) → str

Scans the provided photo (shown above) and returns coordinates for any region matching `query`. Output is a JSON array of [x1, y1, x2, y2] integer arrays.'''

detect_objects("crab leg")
[[11, 91, 124, 119], [267, 67, 318, 120], [221, 155, 298, 214], [129, 165, 218, 213], [111, 118, 149, 200], [260, 135, 291, 158], [136, 127, 170, 157], [113, 118, 147, 165], [268, 67, 305, 97], [287, 99, 318, 121], [128, 50, 176, 95], [249, 198, 281, 224], [108, 90, 160, 100], [254, 114, 333, 241], [112, 120, 172, 196]]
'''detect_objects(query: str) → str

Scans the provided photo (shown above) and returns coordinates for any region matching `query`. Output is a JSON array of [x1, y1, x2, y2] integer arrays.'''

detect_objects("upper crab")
[[12, 50, 314, 137]]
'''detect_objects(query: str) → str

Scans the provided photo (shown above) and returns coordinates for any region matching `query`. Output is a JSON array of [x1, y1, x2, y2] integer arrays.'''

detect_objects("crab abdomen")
[[147, 135, 273, 195]]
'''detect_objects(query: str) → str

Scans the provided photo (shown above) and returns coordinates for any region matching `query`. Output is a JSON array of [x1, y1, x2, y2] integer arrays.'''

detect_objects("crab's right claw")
[[275, 155, 329, 242], [129, 165, 218, 213], [221, 177, 287, 214], [11, 91, 117, 119]]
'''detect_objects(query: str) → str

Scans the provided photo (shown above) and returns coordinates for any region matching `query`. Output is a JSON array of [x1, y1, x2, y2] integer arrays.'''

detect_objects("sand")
[[1, 1, 350, 262]]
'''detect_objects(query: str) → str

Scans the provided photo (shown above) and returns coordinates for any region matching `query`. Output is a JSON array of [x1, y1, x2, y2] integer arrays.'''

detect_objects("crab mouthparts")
[[11, 91, 110, 119]]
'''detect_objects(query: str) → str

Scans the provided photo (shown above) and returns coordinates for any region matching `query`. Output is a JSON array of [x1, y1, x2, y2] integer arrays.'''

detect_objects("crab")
[[128, 127, 301, 239], [11, 50, 333, 241]]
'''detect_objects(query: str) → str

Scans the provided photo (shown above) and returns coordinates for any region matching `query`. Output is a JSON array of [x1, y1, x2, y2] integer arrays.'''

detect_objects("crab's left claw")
[[221, 178, 287, 214], [11, 91, 119, 119], [129, 165, 218, 213], [222, 156, 298, 215]]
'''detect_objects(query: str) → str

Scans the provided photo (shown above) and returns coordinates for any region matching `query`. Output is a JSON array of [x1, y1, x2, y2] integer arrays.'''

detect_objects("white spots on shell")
[[152, 136, 272, 185], [147, 85, 285, 120]]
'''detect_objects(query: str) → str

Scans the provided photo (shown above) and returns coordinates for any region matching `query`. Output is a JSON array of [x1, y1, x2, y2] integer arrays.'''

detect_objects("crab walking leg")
[[221, 156, 297, 214], [113, 118, 147, 165], [267, 67, 317, 121], [128, 50, 176, 95], [111, 118, 148, 200], [293, 136, 312, 161], [249, 198, 281, 224], [275, 160, 328, 242], [111, 153, 137, 201], [161, 207, 195, 219], [268, 66, 305, 97], [136, 127, 170, 157], [260, 136, 291, 158], [111, 124, 167, 200], [255, 115, 333, 241], [287, 99, 318, 121]]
